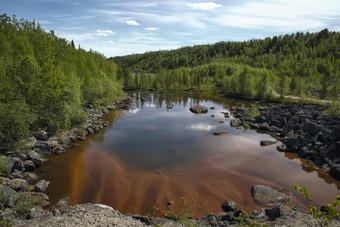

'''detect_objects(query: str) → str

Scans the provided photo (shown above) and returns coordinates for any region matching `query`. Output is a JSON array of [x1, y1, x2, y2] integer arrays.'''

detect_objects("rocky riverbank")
[[227, 101, 340, 180], [0, 95, 132, 223]]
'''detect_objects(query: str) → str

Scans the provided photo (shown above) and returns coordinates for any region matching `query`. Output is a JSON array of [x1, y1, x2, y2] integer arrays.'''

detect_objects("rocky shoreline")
[[1, 93, 340, 226], [0, 95, 132, 224], [227, 101, 340, 180]]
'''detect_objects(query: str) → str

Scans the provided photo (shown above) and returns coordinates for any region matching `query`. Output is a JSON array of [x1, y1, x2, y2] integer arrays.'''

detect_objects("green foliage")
[[113, 29, 339, 101], [324, 100, 340, 115], [15, 193, 37, 216], [0, 220, 12, 227], [237, 211, 267, 227], [248, 104, 260, 118], [292, 184, 340, 226], [0, 14, 123, 147], [165, 197, 197, 227]]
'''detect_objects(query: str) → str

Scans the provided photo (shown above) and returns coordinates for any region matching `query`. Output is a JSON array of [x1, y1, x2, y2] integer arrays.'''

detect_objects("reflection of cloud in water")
[[129, 108, 140, 114], [186, 123, 216, 131], [145, 103, 156, 107]]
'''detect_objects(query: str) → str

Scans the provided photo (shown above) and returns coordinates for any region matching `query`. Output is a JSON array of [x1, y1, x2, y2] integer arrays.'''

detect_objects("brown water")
[[35, 92, 340, 218]]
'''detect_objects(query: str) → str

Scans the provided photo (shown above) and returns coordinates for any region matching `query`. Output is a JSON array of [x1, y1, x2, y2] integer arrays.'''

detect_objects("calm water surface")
[[36, 92, 340, 217]]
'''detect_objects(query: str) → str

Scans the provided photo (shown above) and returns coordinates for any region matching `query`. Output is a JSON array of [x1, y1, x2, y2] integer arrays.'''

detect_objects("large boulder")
[[189, 105, 208, 114], [23, 172, 39, 184], [330, 164, 340, 180], [34, 141, 51, 156], [251, 185, 291, 205], [33, 130, 48, 141], [8, 178, 28, 191], [0, 156, 15, 177], [230, 118, 242, 127]]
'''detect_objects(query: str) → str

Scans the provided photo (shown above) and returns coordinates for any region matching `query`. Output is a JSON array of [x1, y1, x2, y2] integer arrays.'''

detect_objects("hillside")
[[112, 29, 339, 100], [0, 14, 123, 147]]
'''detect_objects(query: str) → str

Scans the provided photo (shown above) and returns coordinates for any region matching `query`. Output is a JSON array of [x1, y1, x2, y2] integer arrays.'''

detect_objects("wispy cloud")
[[95, 29, 115, 36], [101, 40, 115, 45], [145, 27, 160, 31], [187, 2, 222, 10]]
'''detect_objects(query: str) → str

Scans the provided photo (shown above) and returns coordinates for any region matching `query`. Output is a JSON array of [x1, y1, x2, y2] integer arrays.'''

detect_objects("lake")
[[35, 92, 340, 217]]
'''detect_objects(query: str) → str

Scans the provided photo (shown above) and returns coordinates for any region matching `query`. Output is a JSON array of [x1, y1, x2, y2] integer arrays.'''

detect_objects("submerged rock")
[[221, 200, 238, 212], [260, 140, 277, 146], [189, 105, 208, 114], [213, 131, 228, 136]]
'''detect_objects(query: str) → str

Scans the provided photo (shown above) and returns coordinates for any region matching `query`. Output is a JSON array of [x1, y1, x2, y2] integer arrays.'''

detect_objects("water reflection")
[[36, 92, 340, 217]]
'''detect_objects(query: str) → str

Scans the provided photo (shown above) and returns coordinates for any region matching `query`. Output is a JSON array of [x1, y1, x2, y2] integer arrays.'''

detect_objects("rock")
[[268, 126, 282, 132], [260, 140, 277, 146], [221, 200, 238, 212], [34, 130, 48, 141], [251, 185, 291, 205], [132, 214, 150, 225], [27, 192, 50, 208], [219, 120, 224, 123], [255, 115, 266, 123], [52, 145, 66, 154], [34, 180, 50, 192], [211, 114, 215, 118], [34, 141, 51, 156], [189, 105, 208, 114], [210, 107, 215, 110], [28, 150, 43, 168], [27, 206, 52, 220], [285, 137, 299, 151], [330, 164, 340, 180], [213, 131, 228, 136], [87, 127, 94, 134], [0, 185, 17, 208], [265, 207, 282, 220], [8, 178, 28, 191], [230, 118, 242, 127], [259, 123, 270, 131], [25, 137, 37, 149], [166, 201, 175, 206], [9, 169, 23, 179], [50, 197, 70, 213], [221, 212, 234, 222], [167, 104, 174, 109], [250, 123, 260, 129], [298, 147, 312, 159], [59, 133, 71, 146], [207, 214, 220, 226], [23, 172, 39, 184], [23, 160, 35, 171], [0, 156, 15, 177], [276, 145, 285, 152]]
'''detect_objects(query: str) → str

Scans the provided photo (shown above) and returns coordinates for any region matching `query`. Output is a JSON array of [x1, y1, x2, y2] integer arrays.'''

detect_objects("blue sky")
[[1, 0, 340, 57]]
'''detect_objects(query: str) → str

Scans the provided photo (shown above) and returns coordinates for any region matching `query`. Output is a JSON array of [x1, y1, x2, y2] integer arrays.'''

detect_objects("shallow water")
[[35, 92, 340, 217]]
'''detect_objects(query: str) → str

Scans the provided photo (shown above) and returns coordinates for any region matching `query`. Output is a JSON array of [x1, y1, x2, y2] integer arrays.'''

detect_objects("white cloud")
[[145, 27, 160, 31], [95, 29, 115, 36], [119, 19, 140, 26], [101, 40, 115, 45], [187, 2, 222, 10]]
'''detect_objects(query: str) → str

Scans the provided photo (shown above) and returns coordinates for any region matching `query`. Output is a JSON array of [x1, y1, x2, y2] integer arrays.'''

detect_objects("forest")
[[113, 29, 340, 101], [0, 14, 123, 148]]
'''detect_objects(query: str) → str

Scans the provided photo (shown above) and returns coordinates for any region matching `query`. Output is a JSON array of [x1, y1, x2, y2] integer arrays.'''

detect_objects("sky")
[[1, 0, 340, 57]]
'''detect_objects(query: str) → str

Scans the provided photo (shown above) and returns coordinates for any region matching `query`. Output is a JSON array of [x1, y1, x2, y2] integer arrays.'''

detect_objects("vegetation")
[[293, 184, 340, 226], [0, 14, 123, 148], [165, 197, 197, 227], [113, 29, 339, 103]]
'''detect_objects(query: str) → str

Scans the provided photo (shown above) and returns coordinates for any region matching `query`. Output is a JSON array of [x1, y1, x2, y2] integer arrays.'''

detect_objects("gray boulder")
[[0, 185, 17, 208], [23, 172, 39, 184], [34, 180, 50, 192], [34, 130, 48, 141], [230, 118, 242, 127], [28, 150, 43, 168], [8, 178, 28, 191], [189, 105, 208, 114], [0, 156, 15, 177], [50, 197, 70, 214], [260, 140, 277, 146], [251, 185, 291, 205], [25, 137, 37, 149], [23, 160, 35, 171]]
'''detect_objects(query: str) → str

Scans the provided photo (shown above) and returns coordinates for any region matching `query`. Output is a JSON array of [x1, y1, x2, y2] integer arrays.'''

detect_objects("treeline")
[[113, 29, 340, 99], [0, 14, 123, 147]]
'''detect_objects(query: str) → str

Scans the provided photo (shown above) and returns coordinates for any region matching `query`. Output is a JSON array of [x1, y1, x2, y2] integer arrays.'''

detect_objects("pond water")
[[35, 92, 340, 217]]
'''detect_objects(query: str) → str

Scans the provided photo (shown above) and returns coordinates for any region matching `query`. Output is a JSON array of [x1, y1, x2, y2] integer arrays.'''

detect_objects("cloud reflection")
[[186, 123, 216, 131], [129, 108, 140, 114]]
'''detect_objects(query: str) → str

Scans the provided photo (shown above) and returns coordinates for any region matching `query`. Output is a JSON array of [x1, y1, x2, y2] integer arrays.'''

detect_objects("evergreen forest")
[[113, 29, 340, 101], [0, 14, 123, 147]]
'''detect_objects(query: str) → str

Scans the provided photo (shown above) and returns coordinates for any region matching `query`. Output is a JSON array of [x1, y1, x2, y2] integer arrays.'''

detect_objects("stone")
[[221, 200, 238, 212], [251, 185, 291, 205], [210, 107, 215, 110], [34, 130, 48, 141], [213, 131, 228, 136], [189, 105, 208, 114], [0, 185, 17, 208], [9, 169, 23, 179], [8, 178, 28, 191], [27, 192, 50, 208], [59, 133, 71, 146], [268, 126, 282, 132], [330, 164, 340, 180], [259, 123, 270, 131], [221, 212, 234, 222], [50, 197, 70, 213], [276, 145, 285, 152], [52, 145, 66, 154], [28, 150, 43, 168], [34, 141, 51, 156], [0, 156, 15, 177], [260, 140, 277, 146], [207, 214, 220, 226], [34, 180, 50, 192], [25, 137, 37, 149], [23, 172, 39, 184], [230, 118, 242, 127], [265, 207, 281, 220], [23, 160, 35, 171], [298, 147, 312, 159], [27, 206, 52, 220]]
